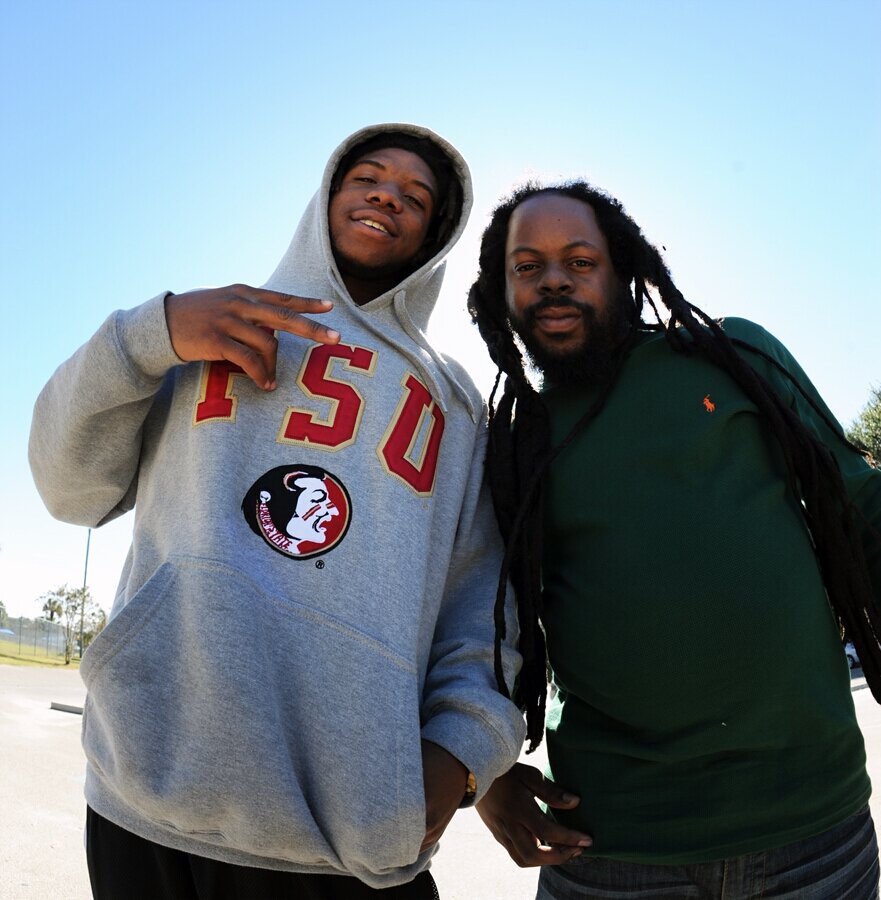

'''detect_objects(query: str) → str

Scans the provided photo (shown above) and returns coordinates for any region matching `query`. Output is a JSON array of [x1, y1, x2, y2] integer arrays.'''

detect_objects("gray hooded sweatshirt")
[[29, 123, 525, 887]]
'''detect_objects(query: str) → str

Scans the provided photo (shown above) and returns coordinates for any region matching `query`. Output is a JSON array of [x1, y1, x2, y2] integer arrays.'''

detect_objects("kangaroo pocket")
[[80, 556, 426, 874]]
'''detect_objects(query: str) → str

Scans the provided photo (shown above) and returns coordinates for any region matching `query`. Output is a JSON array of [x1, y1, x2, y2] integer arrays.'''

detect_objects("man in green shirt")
[[467, 182, 881, 899]]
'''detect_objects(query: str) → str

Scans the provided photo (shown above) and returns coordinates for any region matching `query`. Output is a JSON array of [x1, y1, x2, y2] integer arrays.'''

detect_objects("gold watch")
[[460, 770, 477, 808]]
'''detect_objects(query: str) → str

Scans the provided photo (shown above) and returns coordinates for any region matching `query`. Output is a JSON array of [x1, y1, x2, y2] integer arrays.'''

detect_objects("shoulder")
[[439, 352, 480, 395], [717, 316, 780, 346], [437, 352, 489, 421], [717, 316, 800, 373]]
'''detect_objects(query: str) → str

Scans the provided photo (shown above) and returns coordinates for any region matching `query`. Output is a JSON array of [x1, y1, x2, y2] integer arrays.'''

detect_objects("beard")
[[511, 286, 634, 388]]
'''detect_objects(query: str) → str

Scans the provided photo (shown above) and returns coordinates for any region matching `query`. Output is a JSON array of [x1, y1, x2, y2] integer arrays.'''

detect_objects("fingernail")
[[265, 379, 277, 391], [569, 849, 583, 859], [561, 792, 579, 803], [578, 838, 592, 847], [326, 330, 340, 340]]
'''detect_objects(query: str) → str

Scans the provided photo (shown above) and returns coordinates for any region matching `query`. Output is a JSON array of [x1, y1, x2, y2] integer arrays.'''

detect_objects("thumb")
[[542, 786, 581, 809], [515, 763, 581, 809]]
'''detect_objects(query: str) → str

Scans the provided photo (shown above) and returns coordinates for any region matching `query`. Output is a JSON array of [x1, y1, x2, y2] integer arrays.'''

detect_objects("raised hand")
[[165, 285, 340, 390]]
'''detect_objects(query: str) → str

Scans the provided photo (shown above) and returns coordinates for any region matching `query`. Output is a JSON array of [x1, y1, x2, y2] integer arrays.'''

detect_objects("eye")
[[405, 194, 426, 210], [571, 258, 596, 269], [513, 262, 539, 274], [353, 175, 376, 184]]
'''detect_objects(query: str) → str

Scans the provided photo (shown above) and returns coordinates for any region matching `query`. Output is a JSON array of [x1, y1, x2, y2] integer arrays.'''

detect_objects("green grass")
[[0, 645, 80, 668]]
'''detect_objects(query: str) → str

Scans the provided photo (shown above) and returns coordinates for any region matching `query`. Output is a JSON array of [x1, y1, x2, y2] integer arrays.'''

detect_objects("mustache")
[[523, 295, 597, 323]]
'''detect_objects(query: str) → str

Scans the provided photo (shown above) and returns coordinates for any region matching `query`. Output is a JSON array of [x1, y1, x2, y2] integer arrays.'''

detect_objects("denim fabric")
[[536, 806, 879, 900]]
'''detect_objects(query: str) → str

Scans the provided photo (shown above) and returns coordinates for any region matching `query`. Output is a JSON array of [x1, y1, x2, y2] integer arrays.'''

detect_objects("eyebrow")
[[508, 240, 601, 255], [353, 158, 437, 202]]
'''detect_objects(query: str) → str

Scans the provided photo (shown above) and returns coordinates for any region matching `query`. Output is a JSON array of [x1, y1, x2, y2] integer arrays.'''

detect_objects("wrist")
[[459, 770, 477, 808]]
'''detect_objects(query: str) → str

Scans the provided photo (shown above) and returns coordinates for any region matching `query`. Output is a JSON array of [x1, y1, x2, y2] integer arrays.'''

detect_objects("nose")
[[366, 182, 403, 213], [538, 261, 573, 294]]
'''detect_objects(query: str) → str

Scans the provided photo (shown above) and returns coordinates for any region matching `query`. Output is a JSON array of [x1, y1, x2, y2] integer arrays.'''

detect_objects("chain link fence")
[[0, 617, 68, 660]]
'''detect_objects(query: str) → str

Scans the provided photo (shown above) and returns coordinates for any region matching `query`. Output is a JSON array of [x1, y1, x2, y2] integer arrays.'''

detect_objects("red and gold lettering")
[[378, 373, 445, 496], [193, 360, 249, 424], [279, 344, 376, 449]]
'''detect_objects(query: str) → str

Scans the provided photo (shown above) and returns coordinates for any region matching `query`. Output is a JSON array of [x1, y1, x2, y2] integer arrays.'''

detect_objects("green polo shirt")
[[540, 318, 880, 862]]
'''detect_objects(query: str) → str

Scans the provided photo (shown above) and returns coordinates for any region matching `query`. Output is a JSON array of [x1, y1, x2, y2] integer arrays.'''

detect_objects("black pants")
[[86, 807, 439, 900]]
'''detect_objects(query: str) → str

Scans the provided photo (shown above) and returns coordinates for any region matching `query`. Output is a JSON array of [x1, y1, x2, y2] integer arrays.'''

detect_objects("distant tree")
[[847, 386, 881, 465], [42, 597, 63, 622], [82, 605, 107, 651], [0, 598, 7, 628], [38, 585, 101, 664]]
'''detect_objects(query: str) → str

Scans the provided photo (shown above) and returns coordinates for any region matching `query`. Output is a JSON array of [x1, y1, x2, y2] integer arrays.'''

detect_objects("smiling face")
[[329, 147, 438, 304], [504, 193, 631, 384], [505, 193, 619, 352]]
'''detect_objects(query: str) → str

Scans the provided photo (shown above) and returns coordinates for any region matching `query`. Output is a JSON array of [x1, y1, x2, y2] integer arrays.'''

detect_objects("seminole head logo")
[[242, 465, 352, 559]]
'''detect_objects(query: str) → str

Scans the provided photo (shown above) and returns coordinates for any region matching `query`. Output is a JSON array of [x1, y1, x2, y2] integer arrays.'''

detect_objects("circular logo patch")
[[241, 464, 352, 559]]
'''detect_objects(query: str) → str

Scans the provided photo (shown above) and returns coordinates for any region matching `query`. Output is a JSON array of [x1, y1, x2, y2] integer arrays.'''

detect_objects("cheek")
[[507, 290, 533, 323], [327, 195, 344, 233], [409, 216, 432, 251], [597, 275, 624, 316], [505, 284, 526, 320]]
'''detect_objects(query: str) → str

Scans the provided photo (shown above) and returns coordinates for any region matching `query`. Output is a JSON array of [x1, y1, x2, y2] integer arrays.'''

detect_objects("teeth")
[[359, 218, 389, 234]]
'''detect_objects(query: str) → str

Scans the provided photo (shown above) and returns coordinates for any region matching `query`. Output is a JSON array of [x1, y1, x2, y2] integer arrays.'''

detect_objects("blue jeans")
[[536, 806, 879, 899]]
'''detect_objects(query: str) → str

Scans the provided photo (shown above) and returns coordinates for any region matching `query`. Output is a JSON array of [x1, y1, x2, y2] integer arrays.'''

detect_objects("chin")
[[539, 336, 586, 357], [522, 336, 616, 388], [526, 333, 586, 364], [334, 247, 411, 282]]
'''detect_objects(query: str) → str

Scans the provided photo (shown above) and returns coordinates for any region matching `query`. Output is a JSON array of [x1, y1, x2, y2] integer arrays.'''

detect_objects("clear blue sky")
[[2, 0, 879, 618]]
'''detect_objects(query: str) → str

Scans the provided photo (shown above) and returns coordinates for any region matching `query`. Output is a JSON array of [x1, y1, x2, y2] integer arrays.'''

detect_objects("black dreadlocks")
[[467, 181, 881, 751]]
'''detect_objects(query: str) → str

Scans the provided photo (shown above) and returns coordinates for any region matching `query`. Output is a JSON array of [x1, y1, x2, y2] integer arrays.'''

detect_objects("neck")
[[341, 272, 401, 306]]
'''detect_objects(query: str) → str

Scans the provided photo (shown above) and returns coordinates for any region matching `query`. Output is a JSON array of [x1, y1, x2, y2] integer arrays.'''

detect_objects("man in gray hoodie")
[[30, 124, 525, 900]]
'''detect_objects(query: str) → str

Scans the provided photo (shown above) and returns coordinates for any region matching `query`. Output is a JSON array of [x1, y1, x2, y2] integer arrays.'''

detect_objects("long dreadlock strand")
[[468, 260, 552, 747]]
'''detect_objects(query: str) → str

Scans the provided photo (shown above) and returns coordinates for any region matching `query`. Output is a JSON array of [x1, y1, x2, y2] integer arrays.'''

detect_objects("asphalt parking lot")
[[2, 665, 879, 900], [0, 665, 539, 900]]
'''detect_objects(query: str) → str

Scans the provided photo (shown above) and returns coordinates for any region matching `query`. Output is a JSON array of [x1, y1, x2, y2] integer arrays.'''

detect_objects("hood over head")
[[264, 123, 473, 334]]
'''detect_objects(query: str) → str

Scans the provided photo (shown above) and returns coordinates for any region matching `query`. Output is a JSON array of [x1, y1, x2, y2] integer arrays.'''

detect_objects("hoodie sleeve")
[[29, 293, 182, 527], [419, 424, 526, 801]]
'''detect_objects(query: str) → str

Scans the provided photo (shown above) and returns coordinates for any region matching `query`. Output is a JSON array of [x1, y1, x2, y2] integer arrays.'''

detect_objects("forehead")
[[344, 146, 437, 194], [506, 193, 607, 254]]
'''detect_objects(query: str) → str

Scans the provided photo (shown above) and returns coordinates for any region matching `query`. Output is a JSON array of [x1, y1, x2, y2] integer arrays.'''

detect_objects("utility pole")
[[79, 528, 91, 658]]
